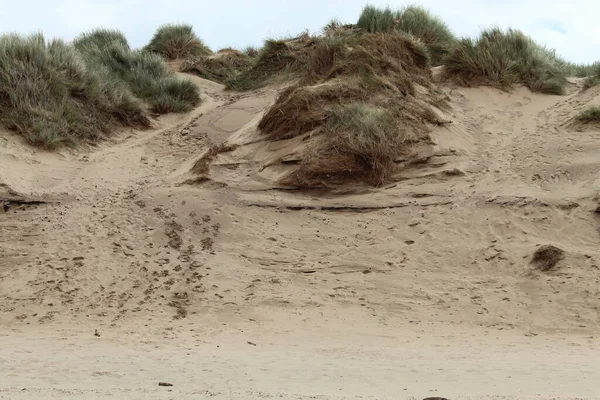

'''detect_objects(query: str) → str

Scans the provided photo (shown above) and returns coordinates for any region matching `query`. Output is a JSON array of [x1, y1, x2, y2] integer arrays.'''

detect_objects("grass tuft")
[[243, 46, 260, 58], [181, 48, 254, 84], [0, 30, 202, 148], [225, 36, 310, 91], [581, 63, 600, 89], [76, 34, 201, 113], [0, 33, 150, 148], [357, 6, 398, 34], [356, 5, 456, 65], [445, 27, 569, 94], [394, 6, 455, 66], [72, 28, 130, 50], [576, 107, 600, 123], [253, 30, 445, 186], [320, 103, 400, 184], [145, 24, 211, 60]]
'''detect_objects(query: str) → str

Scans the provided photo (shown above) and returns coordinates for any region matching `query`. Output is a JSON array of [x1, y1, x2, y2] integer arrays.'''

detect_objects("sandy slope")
[[2, 75, 600, 399]]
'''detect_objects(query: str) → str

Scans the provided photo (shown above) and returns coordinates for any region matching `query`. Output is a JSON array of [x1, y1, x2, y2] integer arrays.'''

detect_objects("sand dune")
[[2, 75, 600, 399]]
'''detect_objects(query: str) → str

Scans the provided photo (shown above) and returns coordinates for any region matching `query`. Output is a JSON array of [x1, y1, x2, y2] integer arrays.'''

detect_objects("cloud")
[[0, 0, 598, 63]]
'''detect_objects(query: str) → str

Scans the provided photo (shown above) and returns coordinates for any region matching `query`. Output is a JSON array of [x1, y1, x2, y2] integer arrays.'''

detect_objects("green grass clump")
[[445, 28, 569, 94], [394, 6, 455, 66], [75, 30, 201, 113], [0, 33, 149, 148], [243, 46, 260, 58], [576, 107, 600, 123], [356, 5, 456, 65], [72, 28, 129, 49], [357, 6, 398, 34], [580, 63, 600, 89], [145, 24, 211, 60], [567, 63, 598, 78]]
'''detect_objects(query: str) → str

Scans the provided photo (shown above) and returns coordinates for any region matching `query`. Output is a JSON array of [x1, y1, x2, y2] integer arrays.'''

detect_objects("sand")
[[2, 74, 600, 399]]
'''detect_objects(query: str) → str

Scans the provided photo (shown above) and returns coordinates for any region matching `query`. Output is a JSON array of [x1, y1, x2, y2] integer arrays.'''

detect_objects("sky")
[[1, 0, 600, 64]]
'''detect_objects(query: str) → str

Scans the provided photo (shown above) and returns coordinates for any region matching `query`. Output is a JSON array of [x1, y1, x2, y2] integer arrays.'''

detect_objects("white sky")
[[1, 0, 599, 63]]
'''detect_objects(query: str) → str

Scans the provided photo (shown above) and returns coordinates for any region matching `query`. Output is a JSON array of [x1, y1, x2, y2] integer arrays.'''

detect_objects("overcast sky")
[[1, 0, 599, 63]]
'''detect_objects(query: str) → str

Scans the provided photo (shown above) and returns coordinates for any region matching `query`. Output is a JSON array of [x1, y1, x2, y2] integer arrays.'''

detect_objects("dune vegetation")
[[576, 107, 600, 123], [356, 5, 456, 66], [581, 63, 600, 89], [74, 29, 201, 114], [181, 48, 255, 84], [0, 29, 200, 148], [444, 27, 570, 95], [0, 33, 150, 148], [145, 24, 211, 60], [1, 4, 598, 158], [224, 35, 314, 91], [254, 27, 446, 186]]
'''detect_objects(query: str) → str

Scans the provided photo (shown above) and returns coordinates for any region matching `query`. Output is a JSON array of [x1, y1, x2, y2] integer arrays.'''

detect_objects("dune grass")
[[320, 103, 400, 184], [580, 63, 600, 89], [0, 29, 202, 149], [445, 28, 569, 94], [357, 6, 398, 33], [569, 62, 599, 78], [181, 48, 254, 84], [0, 33, 150, 148], [254, 31, 444, 186], [74, 29, 201, 113], [71, 29, 129, 49], [225, 37, 309, 91], [145, 24, 211, 60], [576, 107, 600, 123], [356, 5, 456, 65], [243, 46, 260, 58]]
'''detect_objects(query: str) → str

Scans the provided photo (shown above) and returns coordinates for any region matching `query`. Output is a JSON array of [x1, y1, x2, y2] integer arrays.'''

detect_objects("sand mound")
[[195, 30, 449, 188]]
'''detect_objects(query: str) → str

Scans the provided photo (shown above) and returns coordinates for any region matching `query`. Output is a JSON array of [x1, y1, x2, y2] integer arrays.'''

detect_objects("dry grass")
[[290, 103, 405, 185], [146, 24, 211, 60], [575, 107, 600, 123], [225, 35, 314, 91], [254, 30, 445, 187], [225, 26, 432, 93], [181, 48, 254, 84], [258, 80, 368, 140], [531, 245, 564, 272], [445, 28, 569, 94], [191, 143, 237, 175]]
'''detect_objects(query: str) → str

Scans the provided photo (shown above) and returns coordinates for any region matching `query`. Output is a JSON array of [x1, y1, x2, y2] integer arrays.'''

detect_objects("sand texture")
[[2, 75, 600, 399]]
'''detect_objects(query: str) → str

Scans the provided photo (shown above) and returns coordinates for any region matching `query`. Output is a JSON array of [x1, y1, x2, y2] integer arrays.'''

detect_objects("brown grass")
[[254, 30, 445, 187], [191, 143, 237, 175], [575, 106, 600, 124], [225, 34, 316, 91], [181, 49, 254, 84], [258, 79, 368, 140], [531, 245, 564, 271]]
